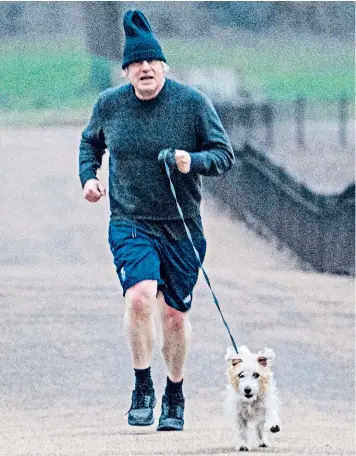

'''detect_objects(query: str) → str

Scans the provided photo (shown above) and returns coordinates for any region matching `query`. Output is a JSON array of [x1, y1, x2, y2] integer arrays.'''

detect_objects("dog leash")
[[161, 149, 239, 354]]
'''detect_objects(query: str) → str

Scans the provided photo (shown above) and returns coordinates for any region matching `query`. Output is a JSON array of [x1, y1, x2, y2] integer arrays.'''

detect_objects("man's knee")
[[163, 307, 187, 332], [125, 280, 157, 318]]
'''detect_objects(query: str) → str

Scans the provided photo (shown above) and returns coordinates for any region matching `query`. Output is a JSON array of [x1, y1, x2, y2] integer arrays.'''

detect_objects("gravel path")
[[0, 128, 354, 455]]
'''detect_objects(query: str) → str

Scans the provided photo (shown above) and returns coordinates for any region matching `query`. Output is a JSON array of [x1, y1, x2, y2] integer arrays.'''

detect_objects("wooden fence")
[[205, 103, 355, 275]]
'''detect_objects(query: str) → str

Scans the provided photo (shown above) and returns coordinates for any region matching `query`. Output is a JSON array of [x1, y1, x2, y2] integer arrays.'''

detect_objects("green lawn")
[[0, 35, 96, 112], [0, 33, 354, 117], [162, 35, 355, 102]]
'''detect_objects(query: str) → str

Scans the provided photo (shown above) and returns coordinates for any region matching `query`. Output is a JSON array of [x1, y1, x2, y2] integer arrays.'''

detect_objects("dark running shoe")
[[157, 393, 185, 431], [127, 388, 156, 426]]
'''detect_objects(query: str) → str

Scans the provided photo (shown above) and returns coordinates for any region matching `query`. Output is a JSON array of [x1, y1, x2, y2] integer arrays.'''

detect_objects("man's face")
[[126, 60, 165, 100]]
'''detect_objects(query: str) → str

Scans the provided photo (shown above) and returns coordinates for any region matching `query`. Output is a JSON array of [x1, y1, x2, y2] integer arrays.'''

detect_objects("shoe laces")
[[126, 388, 153, 414], [164, 393, 184, 418]]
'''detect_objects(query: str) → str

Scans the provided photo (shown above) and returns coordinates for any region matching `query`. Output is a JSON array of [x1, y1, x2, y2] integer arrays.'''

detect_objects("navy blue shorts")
[[108, 221, 207, 312]]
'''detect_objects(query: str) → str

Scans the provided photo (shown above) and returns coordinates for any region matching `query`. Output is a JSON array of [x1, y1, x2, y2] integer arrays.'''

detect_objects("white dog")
[[224, 345, 281, 451]]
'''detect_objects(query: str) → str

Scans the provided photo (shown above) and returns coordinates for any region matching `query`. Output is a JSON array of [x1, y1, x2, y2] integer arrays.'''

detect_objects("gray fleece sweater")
[[79, 78, 234, 221]]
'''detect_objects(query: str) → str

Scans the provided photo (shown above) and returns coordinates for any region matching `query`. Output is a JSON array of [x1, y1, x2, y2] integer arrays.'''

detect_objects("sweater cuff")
[[79, 171, 98, 188], [190, 152, 208, 174]]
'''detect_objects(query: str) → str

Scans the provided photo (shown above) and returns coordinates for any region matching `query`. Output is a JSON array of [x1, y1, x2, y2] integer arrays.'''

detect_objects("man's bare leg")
[[124, 280, 158, 426], [124, 280, 158, 368], [156, 291, 190, 431], [157, 291, 192, 382]]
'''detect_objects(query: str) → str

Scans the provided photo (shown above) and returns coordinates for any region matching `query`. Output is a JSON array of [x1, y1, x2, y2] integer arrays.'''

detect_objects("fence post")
[[339, 92, 348, 147], [296, 95, 306, 148], [239, 92, 254, 145], [262, 101, 274, 148], [317, 195, 326, 273]]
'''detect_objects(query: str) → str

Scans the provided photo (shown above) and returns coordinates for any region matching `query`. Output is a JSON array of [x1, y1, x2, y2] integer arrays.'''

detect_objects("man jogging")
[[79, 9, 234, 431]]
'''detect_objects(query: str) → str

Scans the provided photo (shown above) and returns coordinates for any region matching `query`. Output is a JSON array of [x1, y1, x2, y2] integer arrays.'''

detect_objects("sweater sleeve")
[[190, 94, 235, 176], [78, 98, 107, 188]]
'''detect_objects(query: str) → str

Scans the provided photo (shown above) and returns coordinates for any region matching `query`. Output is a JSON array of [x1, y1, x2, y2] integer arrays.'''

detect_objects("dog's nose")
[[244, 387, 252, 394]]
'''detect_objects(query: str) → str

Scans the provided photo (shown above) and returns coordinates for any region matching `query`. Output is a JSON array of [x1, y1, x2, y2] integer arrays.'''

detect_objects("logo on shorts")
[[120, 267, 126, 282], [183, 294, 191, 304]]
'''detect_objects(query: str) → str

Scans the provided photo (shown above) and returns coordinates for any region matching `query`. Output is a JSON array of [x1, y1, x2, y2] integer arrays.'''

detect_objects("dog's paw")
[[270, 425, 280, 433], [238, 446, 249, 452], [259, 443, 269, 448]]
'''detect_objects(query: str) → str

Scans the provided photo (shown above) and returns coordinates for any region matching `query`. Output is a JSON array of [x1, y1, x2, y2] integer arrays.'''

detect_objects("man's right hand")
[[83, 179, 106, 203]]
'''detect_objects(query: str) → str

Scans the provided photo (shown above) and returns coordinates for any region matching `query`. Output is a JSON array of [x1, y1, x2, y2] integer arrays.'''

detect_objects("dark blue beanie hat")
[[122, 10, 166, 69]]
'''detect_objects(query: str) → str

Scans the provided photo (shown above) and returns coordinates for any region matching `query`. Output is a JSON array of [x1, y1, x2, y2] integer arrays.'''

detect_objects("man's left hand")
[[175, 150, 191, 174]]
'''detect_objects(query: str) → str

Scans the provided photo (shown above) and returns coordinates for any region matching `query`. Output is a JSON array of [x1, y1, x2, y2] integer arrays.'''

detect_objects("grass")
[[162, 34, 355, 102], [0, 34, 97, 112], [0, 32, 354, 122]]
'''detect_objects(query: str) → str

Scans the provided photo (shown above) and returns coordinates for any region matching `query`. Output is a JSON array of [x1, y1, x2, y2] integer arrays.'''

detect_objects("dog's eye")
[[238, 372, 245, 378], [253, 372, 260, 379]]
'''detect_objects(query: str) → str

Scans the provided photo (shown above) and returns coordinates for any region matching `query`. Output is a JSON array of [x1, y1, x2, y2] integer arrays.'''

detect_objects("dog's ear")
[[257, 348, 276, 367], [225, 347, 242, 366], [237, 345, 250, 354], [257, 356, 268, 367], [225, 346, 237, 360], [231, 357, 242, 367]]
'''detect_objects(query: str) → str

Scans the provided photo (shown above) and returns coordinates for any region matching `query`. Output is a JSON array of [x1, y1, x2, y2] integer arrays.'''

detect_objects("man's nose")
[[141, 61, 150, 70]]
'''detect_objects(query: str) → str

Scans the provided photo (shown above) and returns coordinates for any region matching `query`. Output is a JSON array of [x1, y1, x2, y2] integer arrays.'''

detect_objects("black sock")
[[134, 367, 153, 391], [165, 376, 183, 397]]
